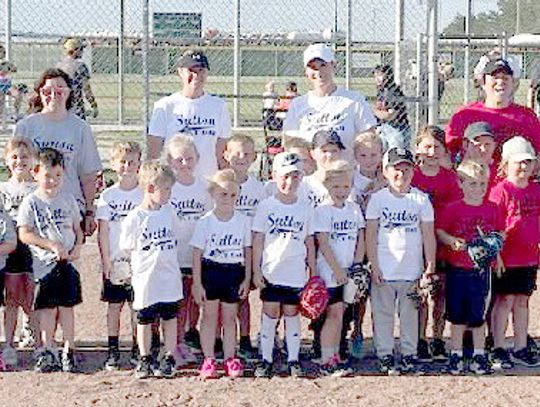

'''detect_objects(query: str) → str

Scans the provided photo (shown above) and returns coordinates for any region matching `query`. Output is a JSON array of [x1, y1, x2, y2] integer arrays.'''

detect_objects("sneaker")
[[431, 339, 448, 362], [155, 355, 176, 378], [379, 354, 398, 375], [238, 337, 257, 359], [511, 347, 540, 367], [175, 342, 198, 366], [104, 349, 120, 371], [319, 354, 339, 377], [400, 355, 418, 374], [287, 360, 303, 377], [61, 350, 76, 373], [417, 339, 432, 363], [35, 349, 60, 373], [198, 358, 218, 379], [527, 335, 539, 356], [18, 323, 36, 349], [184, 328, 201, 349], [447, 353, 463, 375], [351, 334, 364, 359], [135, 356, 154, 379], [470, 353, 493, 375], [490, 347, 514, 370], [254, 360, 273, 378], [2, 345, 17, 368], [224, 357, 244, 378], [130, 347, 139, 366]]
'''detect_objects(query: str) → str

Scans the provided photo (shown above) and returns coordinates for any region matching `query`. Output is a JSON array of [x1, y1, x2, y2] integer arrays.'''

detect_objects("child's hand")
[[495, 256, 506, 278], [371, 265, 384, 286], [450, 237, 466, 251], [68, 245, 81, 261], [334, 268, 349, 286], [192, 282, 206, 305], [252, 271, 266, 289], [102, 260, 113, 279], [82, 215, 97, 237], [238, 279, 250, 299], [50, 241, 68, 260]]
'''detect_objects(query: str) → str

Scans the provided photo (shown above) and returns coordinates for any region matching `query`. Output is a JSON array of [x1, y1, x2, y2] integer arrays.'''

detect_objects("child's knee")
[[513, 295, 529, 309]]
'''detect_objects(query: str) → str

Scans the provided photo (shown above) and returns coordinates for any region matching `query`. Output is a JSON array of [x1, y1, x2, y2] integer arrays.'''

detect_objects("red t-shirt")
[[488, 179, 540, 267], [437, 199, 504, 270], [412, 166, 462, 213], [445, 102, 540, 161]]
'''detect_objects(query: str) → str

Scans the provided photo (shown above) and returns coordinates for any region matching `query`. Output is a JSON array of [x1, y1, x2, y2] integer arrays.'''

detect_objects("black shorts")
[[493, 266, 537, 296], [101, 279, 134, 303], [201, 259, 245, 303], [137, 301, 180, 325], [327, 286, 344, 305], [4, 240, 32, 275], [445, 266, 491, 328], [260, 283, 303, 305], [34, 262, 82, 310]]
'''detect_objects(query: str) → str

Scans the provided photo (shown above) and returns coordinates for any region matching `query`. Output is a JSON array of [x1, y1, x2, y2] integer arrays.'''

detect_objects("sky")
[[0, 0, 499, 43]]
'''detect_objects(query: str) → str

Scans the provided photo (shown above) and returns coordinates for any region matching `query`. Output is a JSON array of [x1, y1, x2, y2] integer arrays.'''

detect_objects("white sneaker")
[[2, 345, 17, 367], [18, 322, 36, 349]]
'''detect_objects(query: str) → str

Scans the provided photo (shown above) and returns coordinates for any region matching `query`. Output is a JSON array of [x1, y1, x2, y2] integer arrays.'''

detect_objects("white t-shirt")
[[303, 174, 330, 208], [314, 202, 365, 288], [95, 184, 144, 261], [0, 179, 37, 221], [14, 113, 103, 210], [365, 187, 434, 281], [170, 178, 213, 267], [236, 176, 267, 217], [17, 191, 81, 280], [0, 210, 17, 271], [264, 179, 312, 207], [252, 196, 314, 288], [190, 211, 252, 264], [119, 204, 183, 310], [283, 87, 376, 153], [148, 92, 231, 179]]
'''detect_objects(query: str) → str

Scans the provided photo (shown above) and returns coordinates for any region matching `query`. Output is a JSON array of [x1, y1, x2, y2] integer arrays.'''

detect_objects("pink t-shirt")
[[437, 200, 504, 270], [445, 102, 540, 161], [412, 166, 462, 213], [488, 179, 540, 267]]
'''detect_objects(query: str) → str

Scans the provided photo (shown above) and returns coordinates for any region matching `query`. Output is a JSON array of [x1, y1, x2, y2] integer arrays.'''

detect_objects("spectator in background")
[[284, 43, 376, 156], [276, 81, 298, 111], [527, 57, 540, 117], [146, 49, 230, 179], [446, 58, 540, 163], [57, 38, 98, 121], [372, 64, 411, 149]]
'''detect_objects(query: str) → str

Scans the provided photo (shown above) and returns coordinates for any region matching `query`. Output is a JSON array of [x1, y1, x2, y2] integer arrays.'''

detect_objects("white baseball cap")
[[273, 152, 304, 176], [303, 43, 335, 67], [501, 136, 536, 162]]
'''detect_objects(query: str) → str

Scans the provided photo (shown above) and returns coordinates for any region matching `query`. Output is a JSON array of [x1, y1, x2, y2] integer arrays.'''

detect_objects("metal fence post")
[[394, 0, 404, 85], [415, 33, 424, 133], [233, 0, 240, 128], [4, 0, 11, 60], [463, 0, 471, 104], [345, 0, 351, 90], [427, 0, 439, 125], [118, 0, 124, 125], [142, 0, 150, 133]]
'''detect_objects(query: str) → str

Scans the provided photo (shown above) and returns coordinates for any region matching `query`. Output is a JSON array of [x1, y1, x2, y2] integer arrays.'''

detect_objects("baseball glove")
[[466, 231, 504, 272], [300, 276, 329, 320], [347, 262, 371, 302]]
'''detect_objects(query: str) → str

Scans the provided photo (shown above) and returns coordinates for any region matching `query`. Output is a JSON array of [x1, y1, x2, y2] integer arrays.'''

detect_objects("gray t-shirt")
[[17, 191, 81, 280], [14, 113, 102, 210], [0, 210, 16, 271]]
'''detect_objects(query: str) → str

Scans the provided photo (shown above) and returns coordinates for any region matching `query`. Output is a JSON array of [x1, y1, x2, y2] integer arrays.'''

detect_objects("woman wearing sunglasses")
[[14, 68, 102, 237]]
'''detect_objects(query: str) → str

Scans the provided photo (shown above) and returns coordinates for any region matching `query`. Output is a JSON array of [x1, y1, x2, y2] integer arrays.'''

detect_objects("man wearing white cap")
[[283, 43, 376, 156]]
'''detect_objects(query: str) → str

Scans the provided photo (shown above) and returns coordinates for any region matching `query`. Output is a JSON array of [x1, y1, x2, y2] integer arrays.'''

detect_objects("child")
[[119, 161, 183, 379], [17, 148, 84, 373], [488, 137, 540, 368], [223, 134, 266, 357], [252, 152, 316, 377], [412, 125, 461, 362], [461, 122, 498, 191], [314, 160, 365, 374], [285, 137, 316, 177], [437, 160, 504, 375], [0, 137, 37, 366], [191, 169, 252, 378], [166, 134, 212, 364], [96, 141, 143, 370], [366, 147, 436, 374]]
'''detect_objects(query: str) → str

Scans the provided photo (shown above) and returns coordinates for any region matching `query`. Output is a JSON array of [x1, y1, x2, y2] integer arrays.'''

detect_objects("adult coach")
[[146, 49, 230, 178], [14, 68, 102, 236], [56, 38, 98, 121], [446, 58, 540, 161], [283, 43, 376, 154]]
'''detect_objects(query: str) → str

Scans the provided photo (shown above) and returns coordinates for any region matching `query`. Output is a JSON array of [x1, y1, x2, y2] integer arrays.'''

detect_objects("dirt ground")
[[3, 237, 540, 407]]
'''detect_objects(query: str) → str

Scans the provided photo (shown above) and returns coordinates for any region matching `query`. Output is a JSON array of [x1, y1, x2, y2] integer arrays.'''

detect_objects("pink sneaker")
[[199, 358, 218, 379], [224, 357, 244, 378]]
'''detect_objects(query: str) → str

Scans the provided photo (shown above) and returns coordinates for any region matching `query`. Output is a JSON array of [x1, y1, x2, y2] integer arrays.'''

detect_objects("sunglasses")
[[40, 86, 68, 97]]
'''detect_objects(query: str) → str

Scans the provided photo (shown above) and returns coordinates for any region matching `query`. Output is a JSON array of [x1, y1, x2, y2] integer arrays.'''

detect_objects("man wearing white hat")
[[283, 43, 376, 155]]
